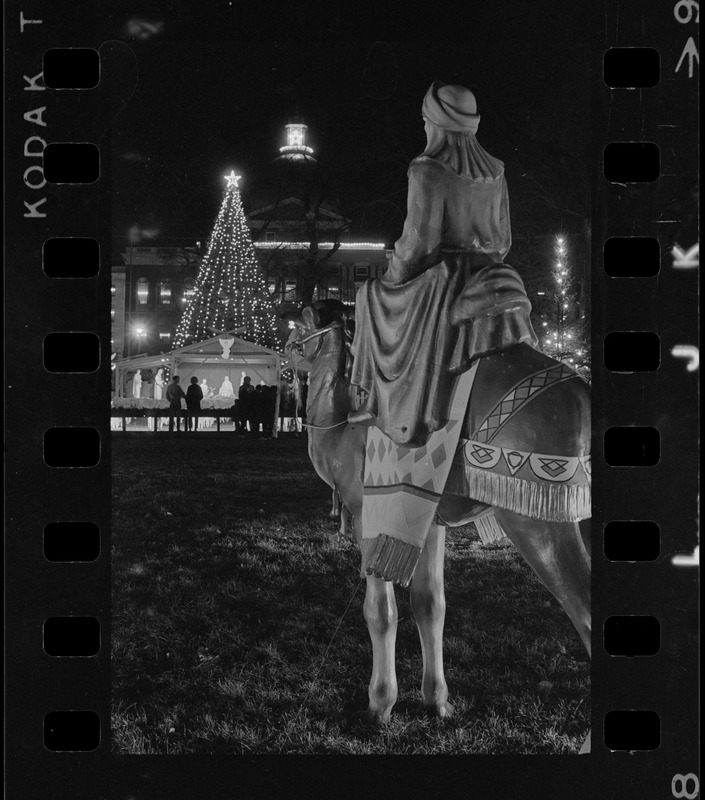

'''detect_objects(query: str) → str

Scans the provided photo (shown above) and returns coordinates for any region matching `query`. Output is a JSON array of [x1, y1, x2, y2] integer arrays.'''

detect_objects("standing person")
[[252, 384, 265, 438], [262, 384, 278, 438], [278, 379, 292, 432], [166, 375, 187, 432], [132, 369, 142, 399], [185, 376, 204, 432], [238, 375, 255, 436]]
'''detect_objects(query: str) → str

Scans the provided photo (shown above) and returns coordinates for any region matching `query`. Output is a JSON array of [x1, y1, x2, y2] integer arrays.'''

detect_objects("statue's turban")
[[422, 81, 480, 134]]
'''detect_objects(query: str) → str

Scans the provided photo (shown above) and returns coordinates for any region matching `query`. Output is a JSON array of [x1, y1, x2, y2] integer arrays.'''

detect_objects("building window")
[[330, 265, 341, 277], [355, 264, 370, 279], [327, 284, 340, 298], [136, 277, 149, 305], [284, 278, 296, 296], [159, 332, 171, 342], [267, 278, 278, 295], [182, 278, 196, 304], [265, 231, 277, 242], [159, 280, 172, 304]]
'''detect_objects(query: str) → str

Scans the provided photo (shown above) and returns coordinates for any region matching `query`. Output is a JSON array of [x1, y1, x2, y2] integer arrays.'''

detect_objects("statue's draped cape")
[[351, 155, 538, 447]]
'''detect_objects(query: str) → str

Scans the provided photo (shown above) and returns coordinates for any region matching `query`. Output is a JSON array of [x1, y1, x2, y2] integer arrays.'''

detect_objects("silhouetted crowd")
[[163, 373, 307, 437], [237, 376, 278, 438]]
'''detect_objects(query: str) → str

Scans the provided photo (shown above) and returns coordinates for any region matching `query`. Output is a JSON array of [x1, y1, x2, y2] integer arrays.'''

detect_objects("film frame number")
[[672, 774, 700, 799], [673, 0, 699, 23]]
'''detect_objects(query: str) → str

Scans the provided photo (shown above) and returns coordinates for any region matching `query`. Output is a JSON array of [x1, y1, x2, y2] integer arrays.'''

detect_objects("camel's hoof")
[[366, 707, 393, 726], [421, 701, 454, 720]]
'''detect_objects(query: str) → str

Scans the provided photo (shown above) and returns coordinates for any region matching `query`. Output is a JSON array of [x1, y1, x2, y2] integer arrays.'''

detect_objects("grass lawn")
[[111, 434, 589, 754]]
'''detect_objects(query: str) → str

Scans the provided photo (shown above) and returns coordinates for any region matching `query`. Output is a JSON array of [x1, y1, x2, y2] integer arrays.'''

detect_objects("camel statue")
[[284, 81, 591, 752], [286, 300, 591, 746]]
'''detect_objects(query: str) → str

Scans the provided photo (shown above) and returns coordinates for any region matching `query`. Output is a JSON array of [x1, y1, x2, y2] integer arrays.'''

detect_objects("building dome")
[[246, 117, 343, 219], [276, 118, 317, 164]]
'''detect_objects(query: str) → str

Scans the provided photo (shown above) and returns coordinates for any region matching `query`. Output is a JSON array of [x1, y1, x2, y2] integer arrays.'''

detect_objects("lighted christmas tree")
[[539, 235, 590, 380], [173, 171, 279, 349]]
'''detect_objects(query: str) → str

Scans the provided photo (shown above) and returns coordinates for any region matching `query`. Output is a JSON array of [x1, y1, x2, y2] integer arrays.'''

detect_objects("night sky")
[[105, 1, 597, 262]]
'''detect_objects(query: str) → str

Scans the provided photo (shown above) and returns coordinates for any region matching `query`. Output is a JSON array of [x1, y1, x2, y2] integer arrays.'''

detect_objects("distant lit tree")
[[174, 172, 279, 349], [538, 235, 590, 381]]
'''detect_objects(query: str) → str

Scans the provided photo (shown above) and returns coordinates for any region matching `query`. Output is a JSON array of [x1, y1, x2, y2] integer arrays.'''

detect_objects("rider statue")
[[348, 81, 538, 446]]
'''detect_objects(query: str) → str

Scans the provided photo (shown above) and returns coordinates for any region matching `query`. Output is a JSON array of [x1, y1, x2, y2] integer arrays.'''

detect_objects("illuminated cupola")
[[277, 118, 316, 163]]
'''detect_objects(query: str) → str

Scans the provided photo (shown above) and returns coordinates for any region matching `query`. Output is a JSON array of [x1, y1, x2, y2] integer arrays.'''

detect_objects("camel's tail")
[[473, 509, 506, 545]]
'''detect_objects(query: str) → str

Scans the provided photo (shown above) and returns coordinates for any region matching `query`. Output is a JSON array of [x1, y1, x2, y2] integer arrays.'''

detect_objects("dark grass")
[[111, 434, 589, 754]]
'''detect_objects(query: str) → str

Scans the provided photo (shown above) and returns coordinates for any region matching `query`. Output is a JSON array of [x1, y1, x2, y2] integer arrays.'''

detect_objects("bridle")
[[284, 317, 356, 431], [285, 320, 344, 360]]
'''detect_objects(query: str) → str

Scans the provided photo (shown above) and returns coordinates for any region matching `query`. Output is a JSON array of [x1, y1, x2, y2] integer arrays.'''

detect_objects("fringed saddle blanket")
[[362, 362, 591, 587], [445, 362, 591, 522], [363, 364, 479, 587]]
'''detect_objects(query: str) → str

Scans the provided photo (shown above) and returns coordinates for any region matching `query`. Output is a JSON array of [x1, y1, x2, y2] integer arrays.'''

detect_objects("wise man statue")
[[349, 81, 538, 446], [154, 368, 164, 400], [132, 369, 142, 399]]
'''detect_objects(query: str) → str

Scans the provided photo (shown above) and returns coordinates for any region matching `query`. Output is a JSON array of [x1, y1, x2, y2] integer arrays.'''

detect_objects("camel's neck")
[[306, 330, 351, 428]]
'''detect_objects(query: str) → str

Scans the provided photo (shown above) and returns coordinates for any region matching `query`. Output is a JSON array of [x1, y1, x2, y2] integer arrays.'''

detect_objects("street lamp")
[[133, 325, 147, 355]]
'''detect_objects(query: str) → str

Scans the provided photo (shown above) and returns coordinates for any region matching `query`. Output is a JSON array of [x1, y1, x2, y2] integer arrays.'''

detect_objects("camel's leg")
[[363, 575, 398, 723], [339, 507, 356, 545], [493, 509, 591, 657], [330, 489, 341, 519], [579, 518, 591, 559], [410, 523, 453, 718]]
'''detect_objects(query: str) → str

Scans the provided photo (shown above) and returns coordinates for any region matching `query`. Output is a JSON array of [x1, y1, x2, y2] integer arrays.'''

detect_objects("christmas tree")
[[539, 235, 590, 380], [173, 171, 279, 349]]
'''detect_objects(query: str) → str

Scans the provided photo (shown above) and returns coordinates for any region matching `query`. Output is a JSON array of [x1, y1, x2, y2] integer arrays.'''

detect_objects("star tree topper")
[[224, 170, 241, 188]]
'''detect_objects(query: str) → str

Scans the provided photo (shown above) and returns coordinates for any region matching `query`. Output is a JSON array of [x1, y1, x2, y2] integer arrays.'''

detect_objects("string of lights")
[[540, 235, 590, 379], [173, 172, 280, 349], [253, 241, 386, 250]]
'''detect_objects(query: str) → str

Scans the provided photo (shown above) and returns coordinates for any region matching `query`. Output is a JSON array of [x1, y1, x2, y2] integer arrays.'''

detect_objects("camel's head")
[[281, 300, 354, 364]]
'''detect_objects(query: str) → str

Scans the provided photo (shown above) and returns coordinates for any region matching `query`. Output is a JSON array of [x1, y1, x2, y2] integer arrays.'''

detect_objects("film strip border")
[[6, 7, 112, 797], [596, 0, 699, 793]]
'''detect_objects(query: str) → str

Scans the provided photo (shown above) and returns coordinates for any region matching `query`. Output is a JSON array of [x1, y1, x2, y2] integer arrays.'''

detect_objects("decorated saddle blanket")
[[362, 363, 479, 587], [445, 359, 591, 524], [362, 357, 590, 587]]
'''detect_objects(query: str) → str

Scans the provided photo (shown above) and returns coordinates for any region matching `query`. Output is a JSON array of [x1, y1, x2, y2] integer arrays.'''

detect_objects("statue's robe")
[[351, 154, 538, 447]]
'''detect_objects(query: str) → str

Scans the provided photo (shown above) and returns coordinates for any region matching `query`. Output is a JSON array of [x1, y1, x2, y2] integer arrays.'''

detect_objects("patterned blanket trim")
[[362, 364, 479, 586], [474, 363, 579, 444], [445, 437, 591, 522]]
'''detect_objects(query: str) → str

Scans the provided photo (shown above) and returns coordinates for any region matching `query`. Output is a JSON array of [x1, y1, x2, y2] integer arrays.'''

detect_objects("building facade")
[[111, 245, 203, 358], [112, 241, 390, 358], [112, 119, 391, 358]]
